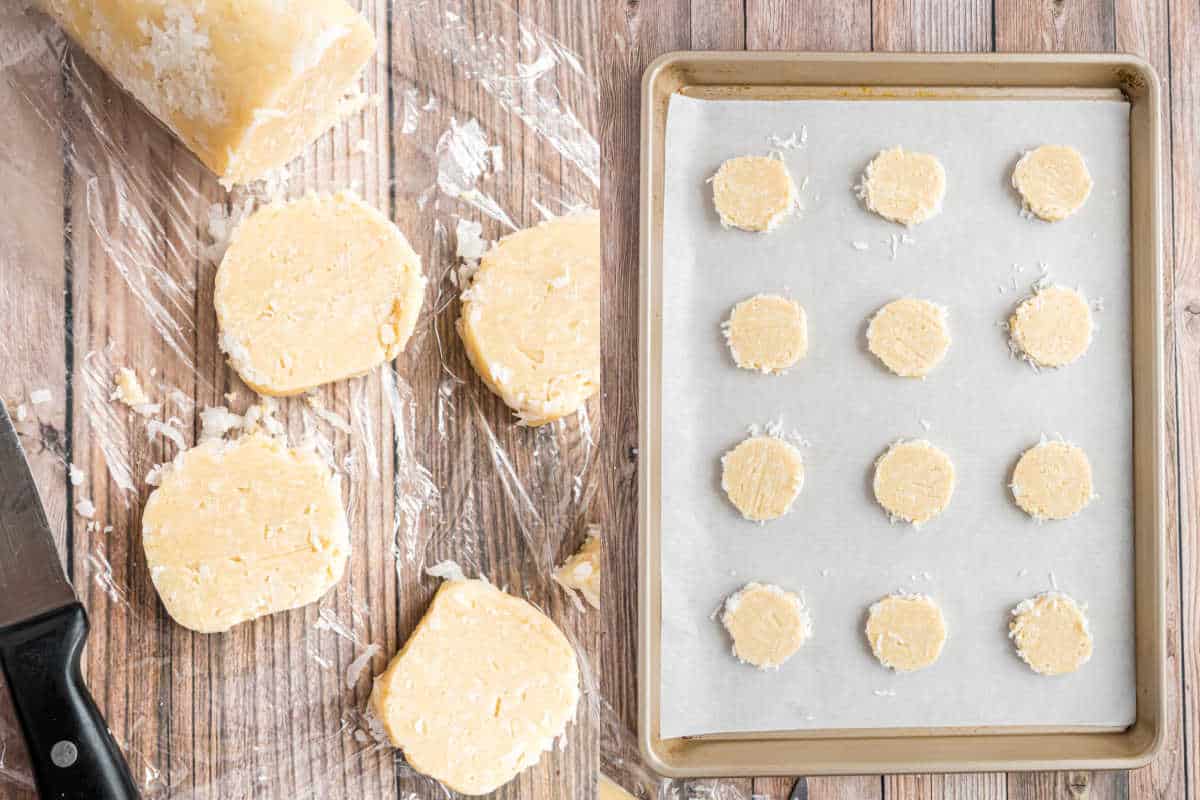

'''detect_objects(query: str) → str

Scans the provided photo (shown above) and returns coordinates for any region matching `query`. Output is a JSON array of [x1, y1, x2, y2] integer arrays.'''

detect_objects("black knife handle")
[[0, 603, 139, 799]]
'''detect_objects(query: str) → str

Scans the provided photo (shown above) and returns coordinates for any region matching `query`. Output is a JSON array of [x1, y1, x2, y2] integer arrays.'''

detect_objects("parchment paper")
[[659, 95, 1135, 738]]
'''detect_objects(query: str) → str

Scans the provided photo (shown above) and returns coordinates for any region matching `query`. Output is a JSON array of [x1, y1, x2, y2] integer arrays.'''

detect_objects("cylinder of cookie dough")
[[36, 0, 376, 185]]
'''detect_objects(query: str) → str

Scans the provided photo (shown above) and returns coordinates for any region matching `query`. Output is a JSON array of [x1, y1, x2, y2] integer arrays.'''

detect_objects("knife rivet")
[[50, 740, 77, 768]]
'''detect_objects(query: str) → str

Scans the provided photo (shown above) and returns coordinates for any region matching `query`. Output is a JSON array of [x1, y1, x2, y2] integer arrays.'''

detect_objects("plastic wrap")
[[0, 0, 598, 797]]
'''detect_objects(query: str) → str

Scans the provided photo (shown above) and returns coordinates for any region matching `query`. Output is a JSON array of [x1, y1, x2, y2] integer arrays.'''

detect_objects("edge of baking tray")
[[637, 51, 1166, 778]]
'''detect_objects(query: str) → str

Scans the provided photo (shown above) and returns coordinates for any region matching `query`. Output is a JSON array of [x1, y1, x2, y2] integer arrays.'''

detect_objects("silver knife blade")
[[0, 403, 76, 630]]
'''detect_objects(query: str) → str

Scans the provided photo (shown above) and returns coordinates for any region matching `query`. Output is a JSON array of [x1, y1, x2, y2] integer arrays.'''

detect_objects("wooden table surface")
[[0, 1, 599, 798], [599, 1, 1194, 798]]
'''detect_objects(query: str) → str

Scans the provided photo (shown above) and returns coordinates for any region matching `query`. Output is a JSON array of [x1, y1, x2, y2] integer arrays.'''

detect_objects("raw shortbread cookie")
[[866, 298, 950, 378], [721, 436, 805, 521], [872, 440, 955, 525], [724, 294, 808, 374], [711, 155, 798, 232], [721, 582, 812, 669], [860, 147, 946, 226], [1009, 592, 1093, 675], [1012, 145, 1093, 222], [458, 213, 600, 426], [1010, 440, 1093, 520], [554, 533, 600, 609], [1008, 285, 1093, 368], [141, 433, 350, 633], [369, 578, 579, 795], [865, 593, 947, 672], [214, 191, 426, 396]]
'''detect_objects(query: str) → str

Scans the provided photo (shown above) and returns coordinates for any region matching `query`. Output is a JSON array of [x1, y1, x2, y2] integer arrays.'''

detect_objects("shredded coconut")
[[345, 643, 382, 689], [75, 498, 95, 519], [29, 389, 51, 405]]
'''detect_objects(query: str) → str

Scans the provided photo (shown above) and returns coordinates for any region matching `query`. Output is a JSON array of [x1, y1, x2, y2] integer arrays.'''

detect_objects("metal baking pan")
[[637, 52, 1165, 777]]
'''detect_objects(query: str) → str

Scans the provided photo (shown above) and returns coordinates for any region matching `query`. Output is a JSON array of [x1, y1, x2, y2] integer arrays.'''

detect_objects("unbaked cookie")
[[721, 436, 805, 522], [866, 298, 950, 378], [721, 582, 812, 669], [711, 156, 798, 232], [1009, 592, 1093, 675], [872, 440, 955, 525], [865, 594, 946, 672], [1012, 145, 1093, 222], [1008, 285, 1092, 368], [860, 147, 946, 226], [724, 294, 808, 374], [1010, 440, 1093, 520]]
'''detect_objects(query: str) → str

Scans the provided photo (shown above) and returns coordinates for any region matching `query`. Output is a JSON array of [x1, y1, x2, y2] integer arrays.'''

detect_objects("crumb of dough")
[[1012, 145, 1093, 222], [872, 440, 955, 525], [724, 294, 808, 374], [111, 368, 151, 407], [1009, 285, 1092, 368], [711, 155, 798, 232], [721, 582, 811, 669], [720, 436, 805, 522], [1010, 591, 1093, 675], [1010, 440, 1093, 520], [554, 533, 600, 609], [860, 147, 946, 226], [865, 593, 946, 672], [866, 298, 950, 378]]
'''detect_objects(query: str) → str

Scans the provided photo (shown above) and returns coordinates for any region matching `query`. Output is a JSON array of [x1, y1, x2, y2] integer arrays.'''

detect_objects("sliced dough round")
[[711, 155, 798, 232], [214, 191, 426, 396], [141, 434, 349, 633], [860, 147, 946, 226], [866, 298, 950, 377], [458, 213, 600, 426], [721, 582, 812, 669], [865, 594, 947, 672], [1010, 440, 1093, 520], [721, 436, 805, 522], [1009, 285, 1093, 368], [873, 440, 955, 525], [1012, 145, 1093, 222], [370, 578, 579, 795], [725, 294, 808, 374], [1009, 592, 1093, 675]]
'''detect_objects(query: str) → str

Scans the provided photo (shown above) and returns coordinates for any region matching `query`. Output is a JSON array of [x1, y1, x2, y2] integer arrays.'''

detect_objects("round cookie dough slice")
[[1010, 440, 1093, 520], [214, 191, 426, 396], [860, 147, 946, 226], [865, 593, 947, 672], [721, 582, 812, 669], [872, 439, 955, 525], [711, 155, 798, 232], [721, 435, 805, 522], [370, 578, 579, 795], [1009, 592, 1093, 675], [1009, 285, 1093, 368], [866, 298, 950, 378], [724, 294, 808, 374], [458, 213, 600, 426], [1012, 145, 1093, 222], [141, 433, 350, 633]]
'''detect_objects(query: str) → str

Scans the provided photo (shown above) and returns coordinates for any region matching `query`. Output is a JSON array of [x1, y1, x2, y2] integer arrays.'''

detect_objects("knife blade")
[[0, 402, 139, 799]]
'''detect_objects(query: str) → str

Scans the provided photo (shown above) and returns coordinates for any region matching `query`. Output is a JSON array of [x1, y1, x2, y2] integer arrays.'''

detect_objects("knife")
[[0, 403, 138, 799]]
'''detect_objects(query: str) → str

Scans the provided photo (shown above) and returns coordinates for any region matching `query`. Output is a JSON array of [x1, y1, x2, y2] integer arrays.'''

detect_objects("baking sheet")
[[659, 94, 1135, 739]]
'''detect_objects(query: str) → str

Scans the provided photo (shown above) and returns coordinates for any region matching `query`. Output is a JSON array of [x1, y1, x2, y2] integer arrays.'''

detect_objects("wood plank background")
[[0, 0, 599, 798], [598, 1, 1192, 798]]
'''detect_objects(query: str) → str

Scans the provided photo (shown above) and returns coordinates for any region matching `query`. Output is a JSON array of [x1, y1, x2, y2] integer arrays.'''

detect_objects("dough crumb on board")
[[1010, 439, 1094, 520], [458, 213, 600, 426], [1012, 145, 1093, 222], [214, 191, 426, 396], [369, 578, 579, 795], [720, 435, 805, 522], [554, 532, 600, 609], [872, 439, 955, 525], [1009, 592, 1093, 675], [865, 593, 946, 672], [723, 294, 808, 374], [1008, 285, 1093, 368], [710, 155, 799, 232], [859, 147, 946, 226], [721, 582, 812, 669], [866, 298, 951, 378]]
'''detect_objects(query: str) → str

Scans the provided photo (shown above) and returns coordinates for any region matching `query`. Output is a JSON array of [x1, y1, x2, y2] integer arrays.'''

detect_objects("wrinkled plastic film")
[[0, 0, 598, 796]]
